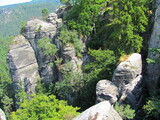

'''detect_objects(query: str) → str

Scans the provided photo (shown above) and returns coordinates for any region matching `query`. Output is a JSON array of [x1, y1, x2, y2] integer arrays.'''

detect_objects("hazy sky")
[[0, 0, 32, 6]]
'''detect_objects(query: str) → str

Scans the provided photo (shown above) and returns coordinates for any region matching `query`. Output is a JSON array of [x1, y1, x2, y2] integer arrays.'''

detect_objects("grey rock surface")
[[112, 53, 142, 87], [112, 53, 143, 109], [96, 80, 118, 104], [73, 101, 122, 120], [119, 75, 143, 109], [62, 44, 82, 72], [146, 0, 160, 94], [22, 15, 62, 83], [7, 35, 39, 101], [0, 109, 6, 120]]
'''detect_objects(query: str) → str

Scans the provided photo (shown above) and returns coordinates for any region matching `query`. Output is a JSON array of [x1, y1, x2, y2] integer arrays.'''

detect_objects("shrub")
[[114, 102, 135, 120], [58, 28, 83, 57], [38, 37, 58, 57], [11, 94, 79, 120], [143, 97, 160, 120]]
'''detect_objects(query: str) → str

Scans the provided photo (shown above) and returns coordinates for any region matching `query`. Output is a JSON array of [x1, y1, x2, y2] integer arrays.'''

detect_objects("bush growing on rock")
[[58, 27, 83, 57], [38, 37, 58, 57]]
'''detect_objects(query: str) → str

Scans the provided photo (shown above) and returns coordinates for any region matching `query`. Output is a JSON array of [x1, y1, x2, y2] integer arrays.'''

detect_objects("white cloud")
[[0, 0, 32, 6]]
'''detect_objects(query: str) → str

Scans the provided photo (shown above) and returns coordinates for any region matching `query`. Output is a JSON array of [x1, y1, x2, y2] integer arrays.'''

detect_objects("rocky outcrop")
[[0, 109, 6, 120], [7, 35, 40, 107], [146, 0, 160, 95], [96, 80, 118, 104], [62, 44, 82, 72], [112, 53, 143, 109], [73, 101, 122, 120], [96, 53, 143, 109], [112, 53, 142, 87], [22, 14, 62, 83]]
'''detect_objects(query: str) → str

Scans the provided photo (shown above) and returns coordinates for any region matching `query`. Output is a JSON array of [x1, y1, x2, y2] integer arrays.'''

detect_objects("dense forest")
[[0, 0, 160, 120]]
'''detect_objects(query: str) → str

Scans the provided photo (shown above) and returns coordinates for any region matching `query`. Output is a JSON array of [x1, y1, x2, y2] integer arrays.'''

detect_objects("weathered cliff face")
[[7, 35, 40, 108], [73, 101, 122, 120], [22, 13, 62, 83], [8, 12, 85, 106], [96, 53, 143, 109], [146, 0, 160, 94]]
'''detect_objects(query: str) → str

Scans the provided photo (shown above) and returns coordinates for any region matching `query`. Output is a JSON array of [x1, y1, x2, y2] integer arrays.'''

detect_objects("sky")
[[0, 0, 32, 6]]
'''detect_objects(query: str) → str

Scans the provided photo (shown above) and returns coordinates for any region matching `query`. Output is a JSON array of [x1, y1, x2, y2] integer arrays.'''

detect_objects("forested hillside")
[[0, 1, 59, 36]]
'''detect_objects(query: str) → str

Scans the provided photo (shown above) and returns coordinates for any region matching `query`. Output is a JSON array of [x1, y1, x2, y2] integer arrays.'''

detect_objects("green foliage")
[[54, 49, 116, 110], [42, 8, 49, 20], [65, 0, 108, 35], [38, 37, 58, 57], [42, 8, 49, 16], [11, 94, 79, 120], [146, 48, 160, 63], [55, 62, 84, 102], [143, 97, 160, 120], [36, 25, 42, 33], [84, 48, 116, 79], [100, 0, 149, 55], [20, 21, 27, 34], [58, 28, 83, 57], [114, 102, 135, 120], [65, 0, 150, 55], [0, 36, 13, 117]]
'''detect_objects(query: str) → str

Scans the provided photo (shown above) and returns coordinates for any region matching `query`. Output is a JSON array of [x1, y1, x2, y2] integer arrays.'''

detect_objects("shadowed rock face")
[[7, 35, 40, 108], [73, 101, 122, 120], [146, 0, 160, 95], [96, 80, 118, 104], [112, 53, 143, 109]]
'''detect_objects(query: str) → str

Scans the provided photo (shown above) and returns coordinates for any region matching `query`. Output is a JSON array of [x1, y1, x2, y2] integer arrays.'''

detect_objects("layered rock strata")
[[7, 35, 40, 107]]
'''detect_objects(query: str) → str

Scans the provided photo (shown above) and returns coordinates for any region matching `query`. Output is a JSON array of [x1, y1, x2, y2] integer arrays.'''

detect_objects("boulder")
[[73, 101, 122, 120], [146, 0, 160, 94], [112, 53, 142, 87], [112, 53, 143, 109], [96, 80, 118, 104], [0, 109, 6, 120]]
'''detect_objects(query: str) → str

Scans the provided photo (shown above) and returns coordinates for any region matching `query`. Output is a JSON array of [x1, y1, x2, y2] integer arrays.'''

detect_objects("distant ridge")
[[0, 0, 60, 8]]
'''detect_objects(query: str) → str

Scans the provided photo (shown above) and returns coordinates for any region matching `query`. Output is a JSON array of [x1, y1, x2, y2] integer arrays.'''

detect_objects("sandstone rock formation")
[[22, 14, 62, 83], [96, 80, 118, 104], [0, 109, 6, 120], [112, 53, 143, 109], [146, 0, 160, 95], [96, 53, 143, 109], [73, 101, 122, 120], [7, 35, 40, 108], [62, 44, 82, 72]]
